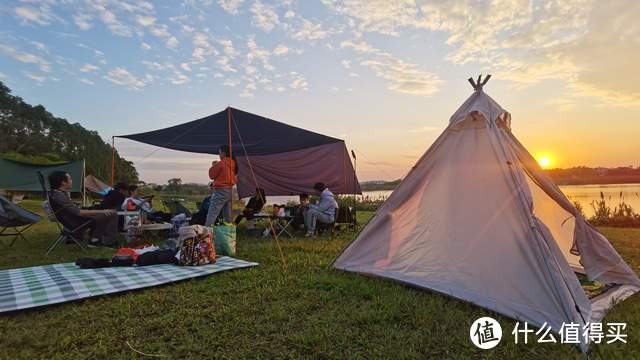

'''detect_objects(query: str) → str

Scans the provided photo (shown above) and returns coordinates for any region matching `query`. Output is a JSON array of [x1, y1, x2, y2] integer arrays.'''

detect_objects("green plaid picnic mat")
[[0, 256, 258, 313]]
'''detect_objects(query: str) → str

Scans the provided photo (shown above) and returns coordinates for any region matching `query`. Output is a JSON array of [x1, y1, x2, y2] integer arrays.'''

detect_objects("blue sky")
[[1, 1, 639, 183]]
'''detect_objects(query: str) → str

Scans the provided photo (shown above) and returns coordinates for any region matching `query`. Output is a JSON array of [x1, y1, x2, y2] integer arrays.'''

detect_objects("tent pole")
[[227, 107, 233, 158], [111, 136, 115, 186], [351, 149, 357, 229], [227, 107, 233, 218], [82, 159, 87, 207]]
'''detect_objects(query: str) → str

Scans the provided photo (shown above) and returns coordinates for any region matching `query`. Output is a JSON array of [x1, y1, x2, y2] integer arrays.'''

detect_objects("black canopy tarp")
[[119, 107, 341, 155], [117, 107, 361, 198]]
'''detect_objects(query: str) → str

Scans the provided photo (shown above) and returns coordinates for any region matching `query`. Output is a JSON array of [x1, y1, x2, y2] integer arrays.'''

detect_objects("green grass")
[[1, 201, 639, 359]]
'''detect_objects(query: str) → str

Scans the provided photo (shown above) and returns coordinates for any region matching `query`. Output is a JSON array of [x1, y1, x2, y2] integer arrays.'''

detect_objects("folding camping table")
[[252, 214, 295, 238], [136, 222, 173, 242]]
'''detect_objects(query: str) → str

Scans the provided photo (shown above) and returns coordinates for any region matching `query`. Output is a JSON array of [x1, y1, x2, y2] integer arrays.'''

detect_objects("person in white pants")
[[304, 182, 338, 237]]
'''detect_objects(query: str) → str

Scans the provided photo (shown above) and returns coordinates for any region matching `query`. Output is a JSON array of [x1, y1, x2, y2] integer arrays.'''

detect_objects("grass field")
[[1, 200, 639, 359]]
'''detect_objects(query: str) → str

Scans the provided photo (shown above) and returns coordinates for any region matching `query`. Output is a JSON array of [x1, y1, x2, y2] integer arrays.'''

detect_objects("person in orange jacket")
[[205, 145, 238, 226]]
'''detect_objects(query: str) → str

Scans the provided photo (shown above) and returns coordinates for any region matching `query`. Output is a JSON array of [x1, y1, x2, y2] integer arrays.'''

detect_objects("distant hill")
[[360, 179, 402, 191], [546, 166, 640, 185], [0, 81, 137, 183], [362, 166, 640, 191]]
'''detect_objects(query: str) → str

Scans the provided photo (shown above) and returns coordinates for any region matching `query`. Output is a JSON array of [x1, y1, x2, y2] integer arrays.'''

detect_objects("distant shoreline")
[[551, 177, 640, 186], [361, 176, 640, 192]]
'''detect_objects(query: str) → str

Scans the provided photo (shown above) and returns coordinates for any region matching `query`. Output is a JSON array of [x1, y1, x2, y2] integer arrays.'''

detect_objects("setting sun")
[[536, 154, 555, 169]]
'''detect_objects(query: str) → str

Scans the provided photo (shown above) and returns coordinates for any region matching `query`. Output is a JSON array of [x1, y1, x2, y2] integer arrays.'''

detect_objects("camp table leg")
[[275, 218, 294, 238]]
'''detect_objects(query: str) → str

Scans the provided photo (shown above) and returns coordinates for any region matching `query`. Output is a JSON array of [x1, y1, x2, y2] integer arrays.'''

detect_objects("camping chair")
[[316, 220, 335, 236], [335, 206, 358, 232], [37, 172, 89, 255], [315, 209, 338, 237], [315, 207, 357, 237], [0, 195, 41, 246]]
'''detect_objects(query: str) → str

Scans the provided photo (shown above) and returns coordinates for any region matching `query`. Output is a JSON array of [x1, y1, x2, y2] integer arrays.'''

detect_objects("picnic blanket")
[[0, 256, 258, 313]]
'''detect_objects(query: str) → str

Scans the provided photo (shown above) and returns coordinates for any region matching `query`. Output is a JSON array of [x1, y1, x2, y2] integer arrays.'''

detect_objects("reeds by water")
[[589, 191, 640, 227]]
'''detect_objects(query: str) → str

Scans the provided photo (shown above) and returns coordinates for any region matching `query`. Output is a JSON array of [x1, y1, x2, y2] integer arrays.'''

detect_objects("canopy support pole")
[[227, 107, 233, 216], [111, 136, 116, 186], [82, 159, 87, 207], [227, 107, 233, 158], [351, 149, 358, 230]]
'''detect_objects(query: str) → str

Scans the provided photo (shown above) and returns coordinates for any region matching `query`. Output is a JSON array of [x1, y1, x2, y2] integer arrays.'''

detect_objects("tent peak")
[[467, 74, 491, 91]]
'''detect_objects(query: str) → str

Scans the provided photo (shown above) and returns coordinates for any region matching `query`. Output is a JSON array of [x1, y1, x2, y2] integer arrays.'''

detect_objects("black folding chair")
[[335, 206, 358, 231], [37, 171, 90, 255], [0, 195, 41, 246], [315, 207, 358, 237]]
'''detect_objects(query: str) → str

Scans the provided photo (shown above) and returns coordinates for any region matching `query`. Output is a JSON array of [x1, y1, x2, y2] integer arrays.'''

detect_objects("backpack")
[[214, 223, 236, 256], [178, 225, 216, 266]]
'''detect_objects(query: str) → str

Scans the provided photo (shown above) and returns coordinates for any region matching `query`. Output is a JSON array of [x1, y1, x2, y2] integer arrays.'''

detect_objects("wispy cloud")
[[104, 66, 147, 90], [100, 13, 132, 36], [80, 63, 99, 73], [341, 40, 442, 96], [218, 0, 245, 14], [273, 44, 289, 56], [250, 0, 279, 32], [169, 71, 190, 85], [289, 72, 308, 91], [135, 15, 156, 27], [166, 36, 179, 49], [290, 19, 328, 41], [15, 6, 57, 26], [23, 71, 46, 83], [79, 77, 95, 85], [325, 0, 640, 106], [73, 13, 93, 30], [0, 44, 51, 72]]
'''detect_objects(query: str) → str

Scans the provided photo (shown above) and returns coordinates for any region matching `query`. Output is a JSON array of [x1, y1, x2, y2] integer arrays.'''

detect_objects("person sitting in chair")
[[123, 185, 170, 222], [123, 185, 154, 213], [304, 183, 338, 237], [189, 194, 211, 226], [48, 171, 118, 247], [95, 182, 128, 210], [234, 188, 266, 225]]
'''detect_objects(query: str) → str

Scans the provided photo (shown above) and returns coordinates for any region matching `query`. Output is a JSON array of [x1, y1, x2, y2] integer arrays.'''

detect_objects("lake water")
[[259, 184, 640, 218], [360, 184, 640, 218]]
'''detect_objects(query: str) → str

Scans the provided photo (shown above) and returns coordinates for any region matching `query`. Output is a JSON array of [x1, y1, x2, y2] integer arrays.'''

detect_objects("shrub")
[[337, 194, 388, 211]]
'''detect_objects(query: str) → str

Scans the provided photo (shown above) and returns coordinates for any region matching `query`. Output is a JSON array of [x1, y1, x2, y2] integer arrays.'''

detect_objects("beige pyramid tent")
[[333, 76, 640, 351]]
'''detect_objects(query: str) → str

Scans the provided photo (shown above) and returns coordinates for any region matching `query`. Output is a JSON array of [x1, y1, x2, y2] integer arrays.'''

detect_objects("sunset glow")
[[537, 155, 555, 169]]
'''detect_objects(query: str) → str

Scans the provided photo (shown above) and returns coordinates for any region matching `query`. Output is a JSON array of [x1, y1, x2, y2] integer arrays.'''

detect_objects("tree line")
[[0, 81, 138, 183]]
